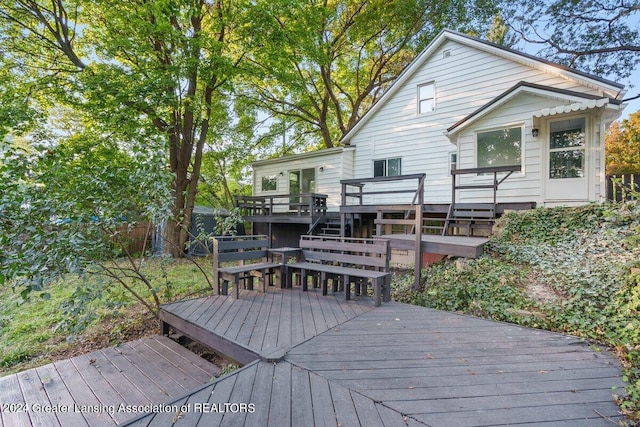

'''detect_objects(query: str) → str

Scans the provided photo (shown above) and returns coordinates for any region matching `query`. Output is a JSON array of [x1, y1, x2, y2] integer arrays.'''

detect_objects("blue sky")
[[621, 67, 639, 120]]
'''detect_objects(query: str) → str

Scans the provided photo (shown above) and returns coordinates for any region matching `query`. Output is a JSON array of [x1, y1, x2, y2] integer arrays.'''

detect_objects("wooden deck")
[[159, 288, 377, 364], [127, 288, 627, 426], [382, 233, 489, 258], [0, 335, 220, 427]]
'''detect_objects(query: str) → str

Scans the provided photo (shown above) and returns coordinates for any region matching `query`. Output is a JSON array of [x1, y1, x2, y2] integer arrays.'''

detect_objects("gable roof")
[[445, 81, 623, 139], [341, 29, 626, 144]]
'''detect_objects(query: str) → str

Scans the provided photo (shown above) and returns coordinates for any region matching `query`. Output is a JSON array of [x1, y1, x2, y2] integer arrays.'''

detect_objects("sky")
[[621, 68, 639, 120]]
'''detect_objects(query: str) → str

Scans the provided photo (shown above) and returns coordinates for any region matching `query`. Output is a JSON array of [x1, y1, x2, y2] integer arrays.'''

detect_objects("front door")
[[545, 117, 589, 201]]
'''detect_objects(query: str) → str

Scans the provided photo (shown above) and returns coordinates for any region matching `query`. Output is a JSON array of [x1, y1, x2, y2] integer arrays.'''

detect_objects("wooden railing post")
[[414, 175, 424, 290], [212, 237, 219, 295]]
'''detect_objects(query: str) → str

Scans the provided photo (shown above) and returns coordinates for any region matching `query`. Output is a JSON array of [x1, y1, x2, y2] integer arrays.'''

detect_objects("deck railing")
[[340, 174, 426, 289], [235, 193, 328, 217], [340, 173, 426, 206]]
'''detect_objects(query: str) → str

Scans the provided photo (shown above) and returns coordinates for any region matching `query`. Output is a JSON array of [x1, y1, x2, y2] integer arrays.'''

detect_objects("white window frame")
[[417, 82, 435, 114], [373, 157, 402, 177], [475, 125, 524, 172], [261, 175, 278, 192], [548, 117, 586, 180]]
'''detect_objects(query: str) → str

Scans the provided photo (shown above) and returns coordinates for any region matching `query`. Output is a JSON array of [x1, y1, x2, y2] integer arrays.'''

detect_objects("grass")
[[0, 257, 214, 376]]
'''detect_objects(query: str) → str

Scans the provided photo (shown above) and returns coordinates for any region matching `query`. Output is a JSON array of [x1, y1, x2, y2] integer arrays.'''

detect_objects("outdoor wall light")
[[319, 166, 324, 172], [531, 128, 539, 137]]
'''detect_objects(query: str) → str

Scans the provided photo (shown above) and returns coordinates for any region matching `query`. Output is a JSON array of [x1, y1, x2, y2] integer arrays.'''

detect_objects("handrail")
[[444, 164, 521, 236], [235, 193, 328, 217], [340, 174, 425, 290], [451, 165, 521, 175], [340, 174, 426, 206]]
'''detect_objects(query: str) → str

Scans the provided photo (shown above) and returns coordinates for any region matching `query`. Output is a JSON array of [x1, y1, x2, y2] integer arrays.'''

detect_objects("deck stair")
[[317, 217, 342, 236], [308, 214, 345, 236], [443, 164, 521, 237], [374, 209, 446, 236], [443, 202, 495, 236]]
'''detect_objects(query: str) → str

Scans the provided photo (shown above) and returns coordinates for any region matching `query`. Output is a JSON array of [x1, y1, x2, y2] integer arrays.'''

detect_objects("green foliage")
[[242, 0, 499, 149], [503, 0, 640, 80], [0, 134, 175, 315], [219, 363, 239, 377], [393, 202, 640, 419], [606, 111, 640, 175], [213, 208, 245, 236], [0, 258, 213, 373], [393, 259, 546, 327], [0, 0, 250, 256]]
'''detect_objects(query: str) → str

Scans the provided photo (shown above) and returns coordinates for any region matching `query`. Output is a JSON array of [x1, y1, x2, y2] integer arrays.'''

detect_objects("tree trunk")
[[163, 153, 197, 257], [164, 217, 188, 257]]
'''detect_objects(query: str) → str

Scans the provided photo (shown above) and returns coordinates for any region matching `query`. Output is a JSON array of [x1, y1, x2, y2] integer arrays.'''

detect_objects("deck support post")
[[161, 321, 170, 336], [414, 177, 424, 290], [414, 202, 423, 290]]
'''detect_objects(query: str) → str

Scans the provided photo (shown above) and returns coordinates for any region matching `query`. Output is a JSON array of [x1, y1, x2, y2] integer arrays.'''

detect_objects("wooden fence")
[[114, 222, 152, 255], [606, 174, 639, 202]]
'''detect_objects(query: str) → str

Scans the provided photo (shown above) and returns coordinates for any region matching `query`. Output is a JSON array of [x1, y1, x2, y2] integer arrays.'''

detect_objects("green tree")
[[241, 0, 498, 149], [0, 129, 176, 314], [485, 12, 518, 48], [502, 0, 640, 92], [0, 0, 247, 257], [606, 110, 640, 175]]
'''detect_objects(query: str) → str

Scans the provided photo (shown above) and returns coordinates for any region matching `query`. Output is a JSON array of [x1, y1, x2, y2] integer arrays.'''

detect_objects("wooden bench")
[[287, 236, 391, 307], [212, 235, 282, 299], [446, 203, 495, 236]]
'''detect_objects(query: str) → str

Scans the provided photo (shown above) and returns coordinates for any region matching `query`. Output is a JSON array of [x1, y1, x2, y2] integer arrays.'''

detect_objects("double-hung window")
[[476, 127, 522, 168], [418, 82, 435, 114], [549, 118, 585, 179], [373, 158, 402, 177]]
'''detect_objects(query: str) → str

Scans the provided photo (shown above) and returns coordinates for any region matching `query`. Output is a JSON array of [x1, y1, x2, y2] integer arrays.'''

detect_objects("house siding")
[[347, 39, 608, 205], [252, 148, 354, 211]]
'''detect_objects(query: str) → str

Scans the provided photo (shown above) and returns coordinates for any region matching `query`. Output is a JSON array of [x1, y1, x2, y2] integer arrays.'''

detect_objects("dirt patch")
[[171, 334, 232, 377], [522, 270, 563, 305]]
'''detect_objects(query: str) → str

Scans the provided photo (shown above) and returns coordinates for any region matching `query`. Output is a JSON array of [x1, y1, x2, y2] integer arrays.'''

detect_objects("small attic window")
[[443, 49, 451, 59]]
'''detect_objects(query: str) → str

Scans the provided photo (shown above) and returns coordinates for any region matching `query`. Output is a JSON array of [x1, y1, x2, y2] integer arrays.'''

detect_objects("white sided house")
[[245, 29, 626, 250]]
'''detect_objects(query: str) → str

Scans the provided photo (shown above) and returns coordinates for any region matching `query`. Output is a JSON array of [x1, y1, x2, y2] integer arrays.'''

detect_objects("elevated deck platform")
[[382, 234, 488, 258], [158, 288, 376, 365]]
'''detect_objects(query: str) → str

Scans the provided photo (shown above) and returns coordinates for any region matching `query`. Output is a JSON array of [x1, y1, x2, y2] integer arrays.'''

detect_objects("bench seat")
[[218, 262, 283, 298], [286, 236, 392, 307], [287, 262, 390, 307], [212, 235, 283, 299]]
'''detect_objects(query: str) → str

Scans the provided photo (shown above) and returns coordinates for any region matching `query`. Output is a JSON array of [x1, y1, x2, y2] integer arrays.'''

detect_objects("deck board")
[[382, 233, 488, 258], [0, 373, 34, 427], [160, 287, 376, 362], [134, 288, 627, 426], [247, 361, 274, 426], [0, 336, 219, 427], [53, 358, 115, 427], [286, 302, 626, 426], [288, 366, 314, 427], [267, 361, 291, 426]]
